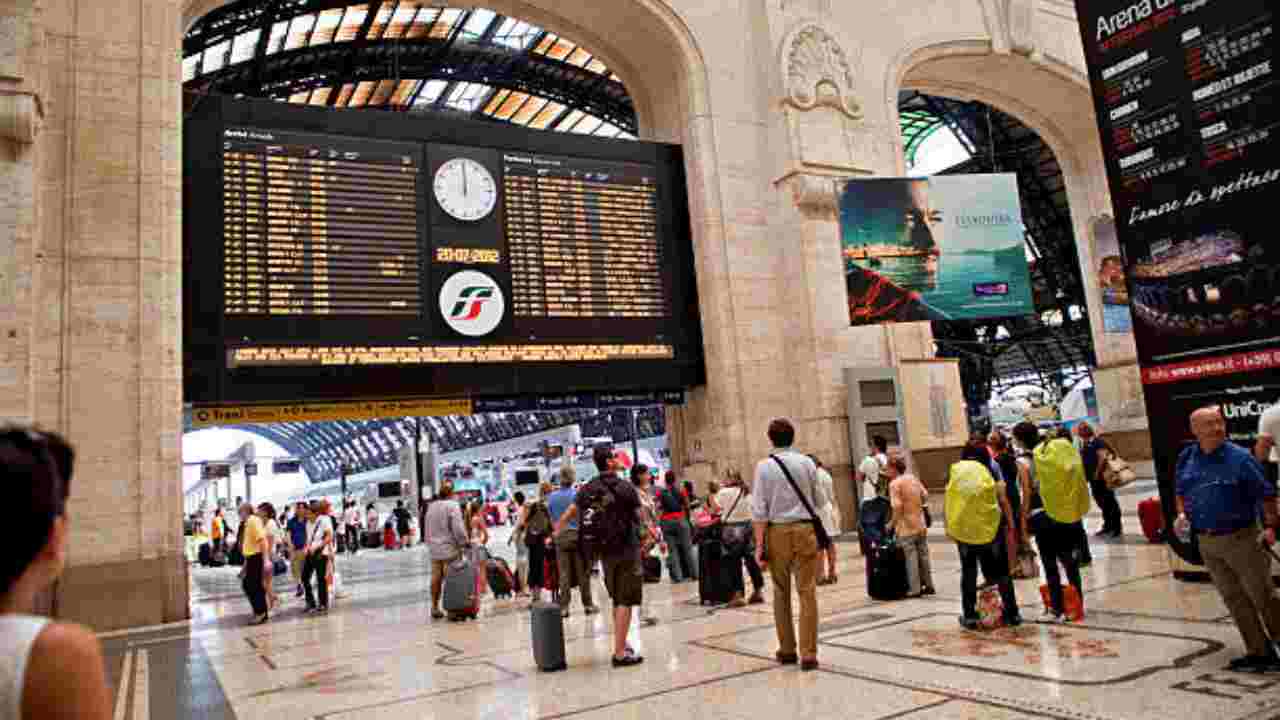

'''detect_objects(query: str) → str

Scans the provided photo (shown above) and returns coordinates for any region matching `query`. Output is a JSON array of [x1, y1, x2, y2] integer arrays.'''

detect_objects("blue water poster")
[[839, 174, 1035, 326]]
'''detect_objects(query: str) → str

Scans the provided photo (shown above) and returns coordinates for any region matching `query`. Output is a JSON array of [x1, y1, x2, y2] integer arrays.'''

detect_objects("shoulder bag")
[[770, 455, 833, 550], [1100, 441, 1137, 490], [720, 488, 752, 555]]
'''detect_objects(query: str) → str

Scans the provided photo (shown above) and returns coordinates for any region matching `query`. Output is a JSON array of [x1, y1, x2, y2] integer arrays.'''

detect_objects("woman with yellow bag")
[[1015, 422, 1090, 623], [946, 441, 1022, 630]]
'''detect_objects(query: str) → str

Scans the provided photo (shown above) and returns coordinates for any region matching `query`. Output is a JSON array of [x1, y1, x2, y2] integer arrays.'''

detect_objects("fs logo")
[[439, 270, 505, 337]]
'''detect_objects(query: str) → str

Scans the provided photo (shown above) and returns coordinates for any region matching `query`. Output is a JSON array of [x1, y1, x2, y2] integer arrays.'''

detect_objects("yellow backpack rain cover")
[[945, 460, 1000, 545], [1034, 438, 1091, 524]]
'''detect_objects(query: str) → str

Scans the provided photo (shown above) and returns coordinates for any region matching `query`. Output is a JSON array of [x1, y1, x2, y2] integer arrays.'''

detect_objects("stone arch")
[[178, 0, 750, 479], [884, 35, 1131, 370]]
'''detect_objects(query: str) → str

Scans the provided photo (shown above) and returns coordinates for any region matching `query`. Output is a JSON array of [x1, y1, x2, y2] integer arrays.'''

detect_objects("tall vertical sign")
[[1074, 0, 1280, 562]]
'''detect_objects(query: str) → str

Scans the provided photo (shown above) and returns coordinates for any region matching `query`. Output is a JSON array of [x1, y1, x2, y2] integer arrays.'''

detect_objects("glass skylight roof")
[[186, 3, 633, 140]]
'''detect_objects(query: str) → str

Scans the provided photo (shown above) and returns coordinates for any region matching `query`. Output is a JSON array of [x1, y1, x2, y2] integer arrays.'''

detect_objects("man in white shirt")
[[1258, 402, 1280, 487], [858, 435, 889, 504], [752, 418, 828, 672]]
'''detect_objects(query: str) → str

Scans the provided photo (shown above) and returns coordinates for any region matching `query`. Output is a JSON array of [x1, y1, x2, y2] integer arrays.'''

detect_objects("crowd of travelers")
[[6, 400, 1280, 718]]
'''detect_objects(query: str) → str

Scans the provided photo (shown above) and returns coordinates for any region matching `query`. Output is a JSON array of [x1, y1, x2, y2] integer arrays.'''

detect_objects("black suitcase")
[[698, 539, 733, 605], [867, 540, 909, 601], [228, 546, 244, 567], [488, 557, 516, 598], [643, 555, 662, 583], [198, 542, 212, 567], [531, 602, 568, 671]]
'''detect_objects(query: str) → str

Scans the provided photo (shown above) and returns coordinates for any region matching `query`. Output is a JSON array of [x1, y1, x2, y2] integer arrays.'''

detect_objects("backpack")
[[1033, 438, 1091, 524], [525, 501, 552, 537], [944, 460, 1000, 546], [580, 476, 632, 553], [658, 486, 684, 515]]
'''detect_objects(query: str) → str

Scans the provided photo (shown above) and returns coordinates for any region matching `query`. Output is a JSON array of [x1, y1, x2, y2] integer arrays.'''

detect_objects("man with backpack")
[[657, 471, 697, 583], [552, 445, 646, 668]]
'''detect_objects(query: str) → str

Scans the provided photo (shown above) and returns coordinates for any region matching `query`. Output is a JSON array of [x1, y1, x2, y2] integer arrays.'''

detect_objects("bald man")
[[1176, 405, 1280, 672]]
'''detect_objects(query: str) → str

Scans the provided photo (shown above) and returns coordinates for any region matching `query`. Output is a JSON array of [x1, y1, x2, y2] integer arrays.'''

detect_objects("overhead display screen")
[[184, 97, 703, 406]]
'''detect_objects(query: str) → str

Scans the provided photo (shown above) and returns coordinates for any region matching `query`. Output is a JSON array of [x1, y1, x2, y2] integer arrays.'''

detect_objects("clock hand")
[[462, 163, 468, 198]]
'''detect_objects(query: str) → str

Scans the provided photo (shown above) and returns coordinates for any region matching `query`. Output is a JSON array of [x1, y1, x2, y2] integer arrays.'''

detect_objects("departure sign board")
[[184, 97, 702, 406], [222, 129, 421, 317], [504, 153, 664, 319]]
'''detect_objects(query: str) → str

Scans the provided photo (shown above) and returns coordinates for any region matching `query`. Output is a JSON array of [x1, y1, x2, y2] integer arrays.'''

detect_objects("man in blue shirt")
[[286, 502, 309, 598], [548, 465, 598, 618], [1176, 405, 1280, 672]]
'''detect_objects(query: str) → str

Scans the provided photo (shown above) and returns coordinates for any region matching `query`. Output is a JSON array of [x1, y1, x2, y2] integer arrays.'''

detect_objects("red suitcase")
[[1138, 498, 1164, 543]]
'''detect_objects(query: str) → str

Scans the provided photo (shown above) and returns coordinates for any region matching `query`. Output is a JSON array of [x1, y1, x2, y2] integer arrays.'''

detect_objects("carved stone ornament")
[[0, 90, 42, 144], [782, 24, 862, 120], [786, 173, 839, 220]]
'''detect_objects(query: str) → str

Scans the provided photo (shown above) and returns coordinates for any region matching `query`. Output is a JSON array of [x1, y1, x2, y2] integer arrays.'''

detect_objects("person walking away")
[[631, 463, 665, 625], [658, 471, 697, 583], [301, 499, 335, 614], [1077, 422, 1123, 538], [752, 418, 829, 671], [946, 441, 1022, 630], [258, 503, 281, 612], [990, 432, 1026, 576], [237, 502, 271, 624], [887, 456, 934, 597], [395, 500, 413, 549], [508, 491, 530, 597], [548, 466, 599, 618], [343, 500, 361, 555], [811, 456, 842, 585], [425, 482, 469, 619], [211, 507, 225, 556], [1012, 422, 1084, 622], [1176, 405, 1280, 672], [366, 503, 379, 546], [516, 482, 554, 605], [553, 445, 647, 667], [716, 468, 765, 606], [0, 428, 113, 720], [287, 502, 308, 598], [858, 436, 889, 504], [466, 501, 490, 595]]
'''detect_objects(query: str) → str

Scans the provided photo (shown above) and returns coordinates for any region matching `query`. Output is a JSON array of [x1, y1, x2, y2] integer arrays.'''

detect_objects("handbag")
[[770, 455, 833, 550], [923, 506, 933, 529], [693, 507, 718, 530], [720, 489, 752, 554], [1101, 445, 1137, 489]]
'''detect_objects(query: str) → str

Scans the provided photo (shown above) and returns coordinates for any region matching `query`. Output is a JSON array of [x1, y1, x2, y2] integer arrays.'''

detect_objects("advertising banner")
[[839, 174, 1034, 326], [1073, 0, 1279, 561], [1089, 216, 1133, 334]]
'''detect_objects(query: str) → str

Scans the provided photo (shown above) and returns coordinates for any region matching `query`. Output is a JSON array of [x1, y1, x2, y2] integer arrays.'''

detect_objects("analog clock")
[[433, 158, 498, 221]]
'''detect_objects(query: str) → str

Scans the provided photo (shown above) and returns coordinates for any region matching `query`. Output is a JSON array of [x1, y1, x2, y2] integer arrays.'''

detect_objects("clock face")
[[433, 158, 498, 222]]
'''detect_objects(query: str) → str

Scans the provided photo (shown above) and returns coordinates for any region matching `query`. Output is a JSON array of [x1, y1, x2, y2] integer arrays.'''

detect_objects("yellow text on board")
[[189, 398, 474, 428]]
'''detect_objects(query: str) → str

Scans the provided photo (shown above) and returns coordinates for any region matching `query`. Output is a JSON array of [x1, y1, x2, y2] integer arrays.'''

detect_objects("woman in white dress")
[[811, 455, 842, 585]]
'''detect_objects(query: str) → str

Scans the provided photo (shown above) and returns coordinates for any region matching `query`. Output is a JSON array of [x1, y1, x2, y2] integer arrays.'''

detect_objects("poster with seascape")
[[839, 174, 1035, 326]]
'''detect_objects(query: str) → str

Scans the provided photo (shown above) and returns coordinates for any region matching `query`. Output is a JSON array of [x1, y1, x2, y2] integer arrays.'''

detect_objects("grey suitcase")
[[442, 556, 480, 620], [530, 602, 567, 671]]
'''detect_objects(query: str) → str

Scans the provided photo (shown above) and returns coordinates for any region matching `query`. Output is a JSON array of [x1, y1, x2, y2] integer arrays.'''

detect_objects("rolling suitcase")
[[530, 602, 568, 672], [643, 554, 662, 584], [442, 556, 480, 620], [198, 542, 212, 567], [698, 539, 733, 605], [488, 557, 516, 598], [1138, 497, 1164, 543], [383, 525, 399, 550], [867, 540, 909, 601]]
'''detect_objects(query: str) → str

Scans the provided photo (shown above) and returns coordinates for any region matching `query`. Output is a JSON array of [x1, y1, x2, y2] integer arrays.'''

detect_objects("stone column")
[[29, 0, 186, 630]]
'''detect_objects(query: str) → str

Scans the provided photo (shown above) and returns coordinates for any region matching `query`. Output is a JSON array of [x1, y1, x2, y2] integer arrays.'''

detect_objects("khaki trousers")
[[555, 529, 595, 611], [1200, 525, 1280, 657], [290, 550, 306, 585], [767, 523, 820, 660]]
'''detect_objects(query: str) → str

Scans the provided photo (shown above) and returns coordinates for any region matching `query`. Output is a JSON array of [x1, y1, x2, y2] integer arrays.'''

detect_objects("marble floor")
[[101, 487, 1280, 720]]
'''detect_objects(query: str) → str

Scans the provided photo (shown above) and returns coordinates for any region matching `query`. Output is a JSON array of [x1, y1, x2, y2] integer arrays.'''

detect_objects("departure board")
[[184, 96, 703, 406], [222, 128, 421, 316], [503, 152, 664, 319]]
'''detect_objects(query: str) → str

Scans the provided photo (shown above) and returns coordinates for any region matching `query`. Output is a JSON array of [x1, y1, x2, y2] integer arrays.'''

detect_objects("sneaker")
[[641, 616, 658, 627], [295, 586, 304, 598], [775, 651, 799, 665], [921, 587, 937, 596], [1038, 610, 1064, 624], [800, 658, 820, 672], [431, 609, 445, 620], [249, 613, 269, 626], [1227, 655, 1275, 673], [611, 653, 644, 668], [748, 590, 765, 605], [1004, 614, 1024, 628], [959, 616, 981, 631]]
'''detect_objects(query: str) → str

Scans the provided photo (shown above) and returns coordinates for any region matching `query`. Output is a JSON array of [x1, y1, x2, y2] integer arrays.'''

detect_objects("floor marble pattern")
[[100, 499, 1280, 720]]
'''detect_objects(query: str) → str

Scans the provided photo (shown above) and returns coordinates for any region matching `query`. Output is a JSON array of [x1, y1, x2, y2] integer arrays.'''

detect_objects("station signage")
[[1073, 0, 1279, 562]]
